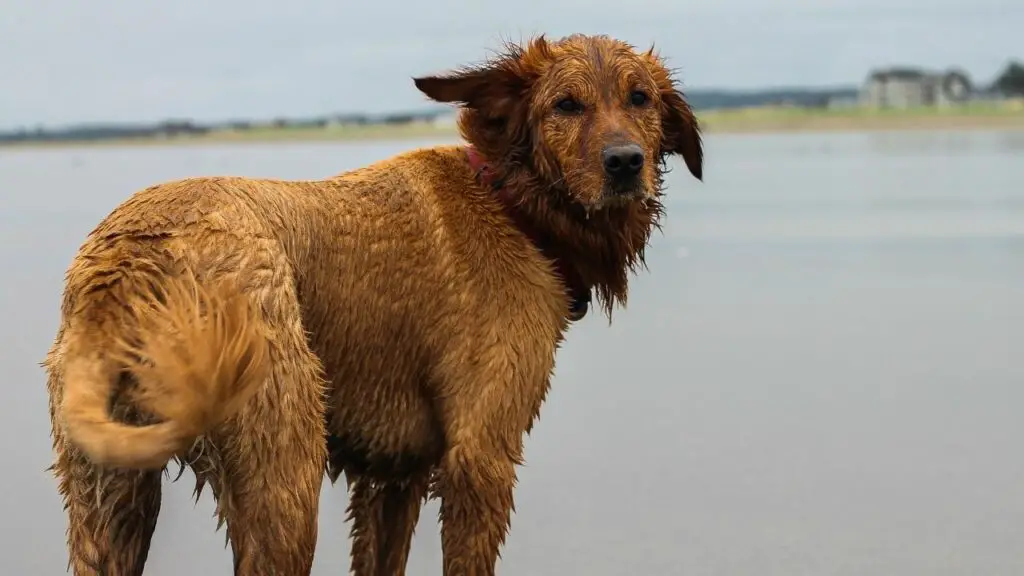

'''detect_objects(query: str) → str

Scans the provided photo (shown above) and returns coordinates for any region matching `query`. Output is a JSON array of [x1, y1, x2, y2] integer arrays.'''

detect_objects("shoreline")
[[4, 105, 1023, 151], [698, 103, 1024, 134]]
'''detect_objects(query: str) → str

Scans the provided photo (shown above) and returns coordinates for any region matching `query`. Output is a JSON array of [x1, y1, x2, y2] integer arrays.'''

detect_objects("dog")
[[43, 33, 703, 575]]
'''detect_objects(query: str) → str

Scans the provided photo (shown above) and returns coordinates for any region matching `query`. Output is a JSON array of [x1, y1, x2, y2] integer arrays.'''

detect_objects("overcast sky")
[[1, 0, 1019, 128]]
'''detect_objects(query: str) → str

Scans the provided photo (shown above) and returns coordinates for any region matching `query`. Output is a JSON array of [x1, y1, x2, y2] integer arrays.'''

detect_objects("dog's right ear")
[[413, 67, 518, 112], [413, 37, 549, 120]]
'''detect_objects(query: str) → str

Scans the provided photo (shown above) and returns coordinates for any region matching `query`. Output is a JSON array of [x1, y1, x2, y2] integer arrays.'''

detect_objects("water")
[[2, 130, 1023, 575]]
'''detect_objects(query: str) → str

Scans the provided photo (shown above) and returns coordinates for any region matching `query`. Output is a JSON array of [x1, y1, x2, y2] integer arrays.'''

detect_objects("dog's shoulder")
[[327, 145, 495, 229], [332, 145, 472, 195]]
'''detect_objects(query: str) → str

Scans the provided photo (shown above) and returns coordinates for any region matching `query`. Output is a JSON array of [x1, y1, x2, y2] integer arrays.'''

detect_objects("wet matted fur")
[[43, 33, 703, 575]]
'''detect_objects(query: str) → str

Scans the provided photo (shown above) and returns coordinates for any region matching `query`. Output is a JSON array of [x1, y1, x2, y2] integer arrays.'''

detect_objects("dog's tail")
[[59, 272, 271, 470]]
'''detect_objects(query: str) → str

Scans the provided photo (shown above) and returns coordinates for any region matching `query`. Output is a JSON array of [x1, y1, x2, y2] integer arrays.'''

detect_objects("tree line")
[[992, 60, 1024, 96]]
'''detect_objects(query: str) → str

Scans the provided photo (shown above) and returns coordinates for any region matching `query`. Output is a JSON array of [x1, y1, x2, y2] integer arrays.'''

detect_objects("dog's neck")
[[464, 146, 591, 322]]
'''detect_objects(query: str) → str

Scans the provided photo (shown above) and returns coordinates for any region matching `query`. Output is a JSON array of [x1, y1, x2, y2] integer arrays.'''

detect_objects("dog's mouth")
[[608, 180, 646, 198], [559, 172, 651, 215], [583, 181, 649, 211]]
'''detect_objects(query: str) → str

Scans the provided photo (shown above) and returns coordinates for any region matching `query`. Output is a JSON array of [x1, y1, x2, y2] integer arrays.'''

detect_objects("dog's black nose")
[[602, 144, 644, 180]]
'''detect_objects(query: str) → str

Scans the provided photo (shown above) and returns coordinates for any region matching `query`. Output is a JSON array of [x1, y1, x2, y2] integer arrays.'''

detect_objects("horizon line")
[[2, 83, 867, 133]]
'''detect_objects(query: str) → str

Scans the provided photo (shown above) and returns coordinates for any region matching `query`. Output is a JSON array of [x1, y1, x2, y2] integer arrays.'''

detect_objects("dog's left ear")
[[661, 89, 703, 181], [644, 49, 703, 181]]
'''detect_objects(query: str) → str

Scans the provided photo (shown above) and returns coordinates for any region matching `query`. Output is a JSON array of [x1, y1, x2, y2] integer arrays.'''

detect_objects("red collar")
[[464, 146, 591, 321]]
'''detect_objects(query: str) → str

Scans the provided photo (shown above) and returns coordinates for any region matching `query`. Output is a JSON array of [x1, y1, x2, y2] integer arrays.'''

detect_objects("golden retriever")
[[44, 33, 703, 575]]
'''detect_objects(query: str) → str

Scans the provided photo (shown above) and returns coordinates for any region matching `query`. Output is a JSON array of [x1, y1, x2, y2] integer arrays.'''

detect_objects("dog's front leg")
[[430, 300, 559, 575], [346, 471, 430, 576], [433, 353, 552, 576], [435, 438, 520, 576]]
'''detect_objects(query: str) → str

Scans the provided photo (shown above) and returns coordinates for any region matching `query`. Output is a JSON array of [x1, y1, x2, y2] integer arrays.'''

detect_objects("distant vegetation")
[[685, 87, 858, 110], [0, 87, 864, 146], [991, 60, 1024, 96], [0, 111, 436, 146], [1, 59, 1020, 147]]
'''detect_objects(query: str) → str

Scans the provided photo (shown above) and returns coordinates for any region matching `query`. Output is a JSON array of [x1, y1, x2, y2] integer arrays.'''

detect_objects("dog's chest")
[[321, 359, 445, 482]]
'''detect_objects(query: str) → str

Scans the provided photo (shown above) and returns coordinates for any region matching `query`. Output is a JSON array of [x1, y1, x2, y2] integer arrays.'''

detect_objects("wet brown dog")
[[44, 33, 702, 575]]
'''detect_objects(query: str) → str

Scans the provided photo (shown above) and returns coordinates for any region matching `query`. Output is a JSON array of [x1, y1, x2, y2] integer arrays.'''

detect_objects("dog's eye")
[[554, 97, 584, 114], [628, 90, 650, 107]]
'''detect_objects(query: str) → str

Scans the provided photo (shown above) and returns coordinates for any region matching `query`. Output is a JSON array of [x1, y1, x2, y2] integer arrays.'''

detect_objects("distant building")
[[861, 67, 972, 109]]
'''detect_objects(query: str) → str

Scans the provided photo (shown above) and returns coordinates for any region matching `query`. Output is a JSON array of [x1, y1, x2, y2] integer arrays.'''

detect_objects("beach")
[[3, 129, 1023, 575]]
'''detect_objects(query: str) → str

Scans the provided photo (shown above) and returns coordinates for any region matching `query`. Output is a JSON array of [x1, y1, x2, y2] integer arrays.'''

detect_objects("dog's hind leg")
[[52, 442, 162, 576], [205, 257, 328, 576], [346, 472, 430, 576], [46, 347, 163, 576]]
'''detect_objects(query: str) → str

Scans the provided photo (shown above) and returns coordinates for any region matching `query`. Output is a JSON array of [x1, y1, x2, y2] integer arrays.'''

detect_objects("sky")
[[1, 0, 1020, 129]]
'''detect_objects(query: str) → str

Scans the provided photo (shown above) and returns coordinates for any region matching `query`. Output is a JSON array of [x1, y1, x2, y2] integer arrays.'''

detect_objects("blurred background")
[[2, 1, 1023, 574]]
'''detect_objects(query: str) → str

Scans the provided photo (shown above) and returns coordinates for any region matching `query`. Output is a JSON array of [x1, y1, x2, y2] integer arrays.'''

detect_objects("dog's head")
[[414, 34, 703, 210]]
